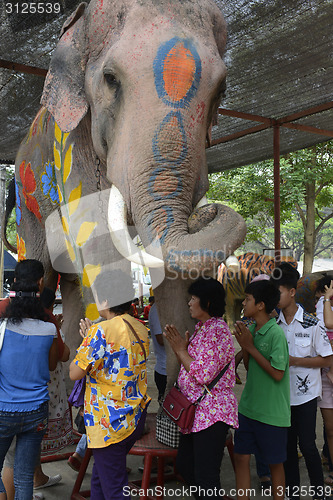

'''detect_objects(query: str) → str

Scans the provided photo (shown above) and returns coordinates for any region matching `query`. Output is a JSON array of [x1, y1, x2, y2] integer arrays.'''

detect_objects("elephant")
[[295, 270, 333, 314], [4, 0, 246, 386], [217, 252, 298, 327]]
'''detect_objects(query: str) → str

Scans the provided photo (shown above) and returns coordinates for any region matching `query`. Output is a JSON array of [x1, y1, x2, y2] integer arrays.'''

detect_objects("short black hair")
[[15, 259, 44, 283], [270, 262, 300, 290], [315, 273, 333, 294], [148, 296, 154, 304], [188, 277, 225, 317], [245, 280, 281, 314]]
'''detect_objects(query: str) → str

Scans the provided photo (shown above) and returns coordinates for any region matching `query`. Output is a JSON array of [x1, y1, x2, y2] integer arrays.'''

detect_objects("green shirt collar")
[[250, 317, 277, 336]]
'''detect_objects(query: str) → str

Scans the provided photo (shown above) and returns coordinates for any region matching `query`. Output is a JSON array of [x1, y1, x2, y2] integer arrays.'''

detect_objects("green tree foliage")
[[208, 141, 333, 273]]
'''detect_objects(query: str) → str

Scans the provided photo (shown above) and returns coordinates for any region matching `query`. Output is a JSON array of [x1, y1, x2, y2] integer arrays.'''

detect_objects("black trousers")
[[284, 398, 324, 499], [176, 421, 229, 499], [154, 370, 167, 403]]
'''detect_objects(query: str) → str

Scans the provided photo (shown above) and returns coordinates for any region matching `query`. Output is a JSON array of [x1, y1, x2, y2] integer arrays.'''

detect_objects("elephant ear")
[[41, 3, 88, 132]]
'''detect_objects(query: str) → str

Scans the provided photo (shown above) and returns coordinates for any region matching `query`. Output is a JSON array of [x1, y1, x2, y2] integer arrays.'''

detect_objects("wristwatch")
[[324, 299, 331, 302]]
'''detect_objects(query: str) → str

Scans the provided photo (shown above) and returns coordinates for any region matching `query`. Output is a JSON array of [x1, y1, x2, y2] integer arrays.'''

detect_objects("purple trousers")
[[91, 409, 147, 500]]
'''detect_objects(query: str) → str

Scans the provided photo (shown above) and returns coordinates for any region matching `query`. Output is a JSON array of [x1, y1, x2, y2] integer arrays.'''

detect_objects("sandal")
[[67, 455, 82, 472], [34, 475, 62, 490], [322, 452, 330, 470]]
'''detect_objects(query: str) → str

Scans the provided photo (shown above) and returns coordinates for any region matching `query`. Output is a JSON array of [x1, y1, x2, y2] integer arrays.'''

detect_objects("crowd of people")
[[0, 258, 332, 500]]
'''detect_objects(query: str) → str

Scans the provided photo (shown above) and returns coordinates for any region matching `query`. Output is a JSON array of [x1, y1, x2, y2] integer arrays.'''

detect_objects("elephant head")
[[41, 0, 246, 379]]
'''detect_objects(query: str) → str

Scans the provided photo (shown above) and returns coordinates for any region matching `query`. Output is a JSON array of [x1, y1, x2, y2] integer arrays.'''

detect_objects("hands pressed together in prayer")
[[54, 313, 64, 329], [163, 324, 190, 355], [79, 318, 93, 338], [163, 324, 193, 372], [234, 321, 254, 351]]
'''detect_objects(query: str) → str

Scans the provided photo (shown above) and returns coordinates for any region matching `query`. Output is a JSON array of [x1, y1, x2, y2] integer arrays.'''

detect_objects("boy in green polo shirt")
[[234, 280, 290, 500]]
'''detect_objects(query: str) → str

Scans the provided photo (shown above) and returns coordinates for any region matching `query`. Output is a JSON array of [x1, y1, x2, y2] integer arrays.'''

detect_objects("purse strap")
[[123, 318, 147, 362], [195, 360, 232, 404], [0, 319, 7, 352]]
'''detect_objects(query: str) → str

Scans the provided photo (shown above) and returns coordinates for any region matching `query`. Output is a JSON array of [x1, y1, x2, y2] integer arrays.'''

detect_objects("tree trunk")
[[302, 179, 316, 275]]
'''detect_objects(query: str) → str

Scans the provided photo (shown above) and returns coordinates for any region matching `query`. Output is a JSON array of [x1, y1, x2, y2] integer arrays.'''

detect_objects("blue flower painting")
[[41, 162, 59, 204], [15, 179, 22, 226]]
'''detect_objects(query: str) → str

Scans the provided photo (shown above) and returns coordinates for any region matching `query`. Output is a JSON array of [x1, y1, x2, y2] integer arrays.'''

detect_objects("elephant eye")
[[104, 72, 118, 87]]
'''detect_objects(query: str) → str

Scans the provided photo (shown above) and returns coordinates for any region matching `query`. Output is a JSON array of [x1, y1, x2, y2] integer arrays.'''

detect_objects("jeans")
[[76, 434, 87, 458], [284, 398, 324, 500], [176, 421, 229, 499], [0, 402, 48, 500]]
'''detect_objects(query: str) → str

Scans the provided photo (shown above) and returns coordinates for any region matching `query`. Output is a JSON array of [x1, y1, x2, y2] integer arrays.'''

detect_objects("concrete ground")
[[17, 336, 330, 499]]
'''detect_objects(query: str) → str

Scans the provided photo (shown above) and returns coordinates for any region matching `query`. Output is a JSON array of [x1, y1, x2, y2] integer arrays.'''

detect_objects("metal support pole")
[[273, 125, 281, 265]]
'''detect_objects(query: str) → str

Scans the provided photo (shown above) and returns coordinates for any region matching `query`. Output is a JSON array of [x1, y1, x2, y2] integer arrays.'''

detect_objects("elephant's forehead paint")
[[147, 37, 201, 243], [163, 43, 196, 102], [154, 37, 201, 108]]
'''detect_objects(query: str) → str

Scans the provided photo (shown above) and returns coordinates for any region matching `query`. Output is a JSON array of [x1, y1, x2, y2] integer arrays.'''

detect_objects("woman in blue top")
[[0, 259, 59, 500]]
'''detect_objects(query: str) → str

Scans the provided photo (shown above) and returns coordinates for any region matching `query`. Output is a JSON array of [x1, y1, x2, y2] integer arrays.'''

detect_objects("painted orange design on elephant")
[[153, 172, 180, 197], [163, 43, 196, 102], [19, 161, 42, 222], [16, 235, 26, 261]]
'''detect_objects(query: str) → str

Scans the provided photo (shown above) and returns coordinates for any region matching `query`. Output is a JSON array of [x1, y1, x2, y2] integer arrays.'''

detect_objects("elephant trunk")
[[107, 184, 246, 277], [162, 203, 246, 277]]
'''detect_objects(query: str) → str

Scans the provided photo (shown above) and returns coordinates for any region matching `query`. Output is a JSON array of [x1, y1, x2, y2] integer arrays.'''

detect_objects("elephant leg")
[[225, 298, 236, 330], [154, 276, 196, 389], [59, 274, 85, 390], [17, 207, 58, 289], [234, 299, 244, 323]]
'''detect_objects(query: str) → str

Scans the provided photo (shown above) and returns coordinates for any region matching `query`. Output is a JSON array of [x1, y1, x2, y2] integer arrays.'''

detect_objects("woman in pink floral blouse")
[[164, 277, 238, 499]]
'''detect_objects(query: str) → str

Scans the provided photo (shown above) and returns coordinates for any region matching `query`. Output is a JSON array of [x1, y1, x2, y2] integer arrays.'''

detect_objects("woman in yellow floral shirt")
[[69, 271, 150, 500]]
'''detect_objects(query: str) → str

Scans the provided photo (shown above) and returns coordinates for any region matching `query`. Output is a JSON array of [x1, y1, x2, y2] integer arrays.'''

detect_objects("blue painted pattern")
[[149, 38, 202, 243]]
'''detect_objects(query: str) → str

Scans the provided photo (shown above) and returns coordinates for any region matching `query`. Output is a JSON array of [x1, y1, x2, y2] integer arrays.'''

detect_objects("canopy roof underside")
[[0, 0, 332, 171]]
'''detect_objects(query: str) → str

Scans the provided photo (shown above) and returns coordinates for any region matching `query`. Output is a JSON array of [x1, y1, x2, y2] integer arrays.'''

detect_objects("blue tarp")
[[4, 250, 17, 271]]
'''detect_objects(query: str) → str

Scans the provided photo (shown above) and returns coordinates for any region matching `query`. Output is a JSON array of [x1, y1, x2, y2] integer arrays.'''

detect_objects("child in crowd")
[[234, 279, 290, 500], [270, 263, 333, 500], [316, 275, 333, 383], [315, 275, 333, 486]]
